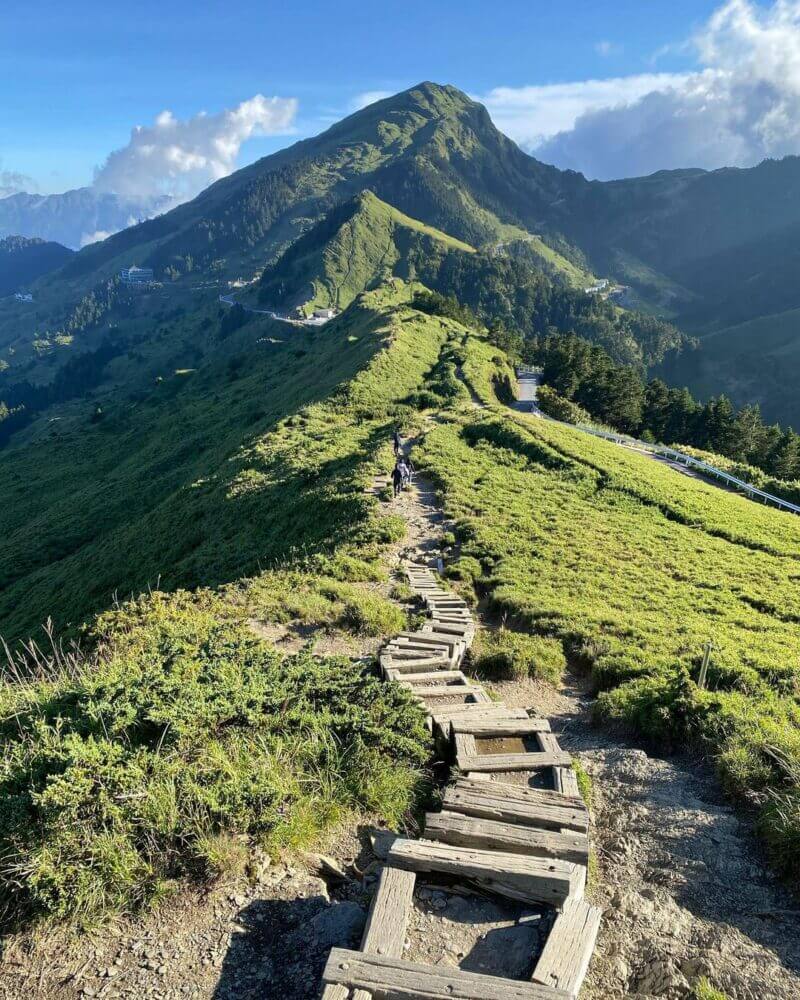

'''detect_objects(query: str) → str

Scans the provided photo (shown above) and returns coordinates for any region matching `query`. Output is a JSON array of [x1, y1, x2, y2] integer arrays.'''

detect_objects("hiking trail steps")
[[319, 555, 601, 999]]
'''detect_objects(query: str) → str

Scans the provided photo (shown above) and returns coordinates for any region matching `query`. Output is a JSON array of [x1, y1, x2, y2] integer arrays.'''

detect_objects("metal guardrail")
[[515, 369, 800, 516]]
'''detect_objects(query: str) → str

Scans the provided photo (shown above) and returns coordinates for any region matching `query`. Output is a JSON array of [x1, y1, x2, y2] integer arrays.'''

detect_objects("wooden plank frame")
[[323, 948, 572, 1000]]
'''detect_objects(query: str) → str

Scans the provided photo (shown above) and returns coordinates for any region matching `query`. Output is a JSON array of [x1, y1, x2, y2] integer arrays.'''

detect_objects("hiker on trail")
[[392, 462, 404, 498], [393, 428, 402, 456], [401, 456, 415, 489]]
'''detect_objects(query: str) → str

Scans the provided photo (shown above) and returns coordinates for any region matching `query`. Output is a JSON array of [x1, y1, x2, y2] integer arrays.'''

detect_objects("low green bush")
[[444, 555, 483, 582], [473, 629, 566, 684], [0, 591, 429, 925], [533, 384, 591, 424], [341, 592, 407, 636], [693, 978, 730, 1000]]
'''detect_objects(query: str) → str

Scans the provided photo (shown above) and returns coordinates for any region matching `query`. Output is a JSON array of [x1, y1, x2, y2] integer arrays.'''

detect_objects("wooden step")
[[423, 810, 589, 865], [411, 684, 486, 700], [423, 622, 474, 638], [396, 631, 465, 654], [360, 865, 416, 958], [399, 670, 470, 686], [455, 776, 586, 810], [531, 897, 602, 998], [431, 705, 530, 724], [382, 656, 452, 675], [432, 706, 530, 741], [418, 689, 492, 707], [387, 837, 582, 906], [445, 779, 588, 833], [324, 948, 571, 1000], [457, 749, 573, 772], [450, 717, 551, 737], [553, 766, 581, 799]]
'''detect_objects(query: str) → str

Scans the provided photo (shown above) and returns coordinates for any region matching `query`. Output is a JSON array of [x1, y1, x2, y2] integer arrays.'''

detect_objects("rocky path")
[[490, 672, 800, 999]]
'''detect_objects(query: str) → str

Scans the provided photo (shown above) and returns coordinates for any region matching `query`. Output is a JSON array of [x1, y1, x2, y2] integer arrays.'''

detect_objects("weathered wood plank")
[[453, 733, 478, 760], [531, 897, 602, 998], [431, 706, 529, 723], [553, 766, 581, 799], [451, 717, 551, 737], [387, 838, 580, 906], [383, 657, 452, 674], [456, 776, 586, 809], [396, 632, 465, 655], [399, 670, 470, 686], [320, 984, 349, 1000], [324, 948, 571, 1000], [457, 750, 573, 772], [385, 643, 451, 657], [411, 684, 484, 699], [536, 732, 564, 754], [360, 866, 416, 958], [423, 810, 589, 865], [423, 622, 474, 638], [421, 622, 467, 646], [444, 781, 588, 832]]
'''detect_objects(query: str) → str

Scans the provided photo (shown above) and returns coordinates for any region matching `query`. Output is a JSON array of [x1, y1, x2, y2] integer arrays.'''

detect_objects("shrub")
[[444, 555, 482, 582], [473, 629, 566, 684], [0, 591, 428, 924], [341, 592, 407, 636], [693, 978, 730, 1000], [535, 384, 591, 424]]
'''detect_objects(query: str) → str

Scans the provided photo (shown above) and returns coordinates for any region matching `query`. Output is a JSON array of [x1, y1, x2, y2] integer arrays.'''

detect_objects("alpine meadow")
[[1, 39, 800, 1000]]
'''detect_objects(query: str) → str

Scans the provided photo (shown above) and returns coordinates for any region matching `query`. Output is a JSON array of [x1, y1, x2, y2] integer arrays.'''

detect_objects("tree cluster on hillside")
[[408, 247, 684, 368], [0, 338, 126, 445], [532, 334, 800, 481]]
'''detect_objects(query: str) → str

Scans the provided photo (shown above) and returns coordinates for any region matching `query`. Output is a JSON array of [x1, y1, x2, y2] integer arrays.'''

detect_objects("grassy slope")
[[0, 283, 445, 641], [0, 281, 461, 925], [415, 337, 800, 876], [260, 192, 475, 314]]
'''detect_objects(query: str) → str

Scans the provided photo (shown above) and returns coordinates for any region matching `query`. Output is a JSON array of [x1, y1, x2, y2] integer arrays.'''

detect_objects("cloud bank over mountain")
[[0, 94, 299, 248], [480, 0, 800, 179], [0, 162, 37, 200], [92, 94, 298, 205]]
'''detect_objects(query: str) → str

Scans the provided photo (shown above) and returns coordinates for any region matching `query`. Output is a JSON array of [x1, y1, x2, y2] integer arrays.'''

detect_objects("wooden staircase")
[[320, 563, 601, 999]]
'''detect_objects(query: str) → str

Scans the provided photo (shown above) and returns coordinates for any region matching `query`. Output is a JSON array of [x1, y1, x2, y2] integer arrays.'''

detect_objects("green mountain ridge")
[[2, 80, 800, 419], [258, 190, 475, 313]]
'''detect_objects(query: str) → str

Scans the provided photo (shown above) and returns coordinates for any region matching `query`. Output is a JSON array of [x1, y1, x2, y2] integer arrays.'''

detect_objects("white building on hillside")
[[120, 265, 154, 285]]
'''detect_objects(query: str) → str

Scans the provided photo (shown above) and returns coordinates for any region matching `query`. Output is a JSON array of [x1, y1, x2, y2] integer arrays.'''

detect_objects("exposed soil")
[[488, 670, 800, 999], [403, 883, 551, 978]]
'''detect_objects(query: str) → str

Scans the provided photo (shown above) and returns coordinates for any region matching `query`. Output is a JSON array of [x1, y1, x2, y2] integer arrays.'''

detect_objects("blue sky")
[[1, 0, 791, 195]]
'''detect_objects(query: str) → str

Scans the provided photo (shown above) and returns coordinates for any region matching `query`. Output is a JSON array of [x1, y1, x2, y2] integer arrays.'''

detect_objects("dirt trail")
[[5, 424, 800, 999], [489, 670, 800, 999], [385, 428, 800, 998]]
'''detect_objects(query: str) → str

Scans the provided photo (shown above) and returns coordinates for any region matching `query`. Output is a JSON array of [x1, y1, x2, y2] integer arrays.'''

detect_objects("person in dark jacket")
[[392, 462, 404, 497], [393, 428, 402, 456]]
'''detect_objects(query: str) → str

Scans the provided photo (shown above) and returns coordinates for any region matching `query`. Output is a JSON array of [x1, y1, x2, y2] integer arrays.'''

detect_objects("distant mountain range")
[[0, 188, 165, 250], [4, 82, 800, 422], [0, 235, 74, 296]]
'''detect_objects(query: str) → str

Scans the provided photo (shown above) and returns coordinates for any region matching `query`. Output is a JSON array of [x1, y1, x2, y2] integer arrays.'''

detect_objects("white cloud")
[[474, 74, 690, 150], [348, 90, 393, 112], [480, 0, 800, 179], [595, 40, 622, 57], [0, 161, 36, 199], [79, 229, 114, 247], [92, 94, 298, 205]]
